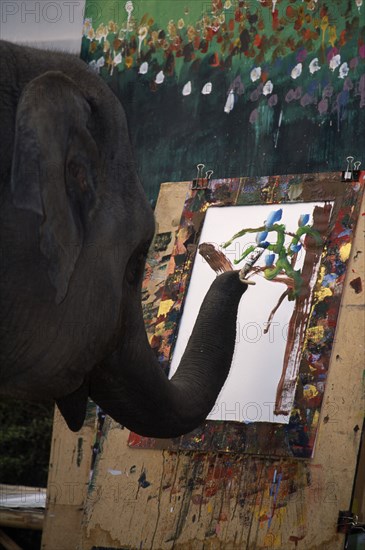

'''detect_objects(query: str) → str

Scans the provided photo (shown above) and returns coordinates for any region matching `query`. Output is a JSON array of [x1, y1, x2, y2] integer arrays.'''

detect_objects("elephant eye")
[[125, 246, 149, 285], [68, 161, 88, 192]]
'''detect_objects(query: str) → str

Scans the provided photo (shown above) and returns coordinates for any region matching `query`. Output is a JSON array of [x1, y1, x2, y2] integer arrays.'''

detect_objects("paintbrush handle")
[[239, 247, 266, 278]]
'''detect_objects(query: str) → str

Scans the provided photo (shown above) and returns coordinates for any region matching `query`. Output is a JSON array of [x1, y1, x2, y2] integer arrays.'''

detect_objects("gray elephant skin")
[[0, 40, 248, 437]]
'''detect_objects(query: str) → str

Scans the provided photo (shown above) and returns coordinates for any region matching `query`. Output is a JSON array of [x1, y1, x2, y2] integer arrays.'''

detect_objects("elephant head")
[[0, 40, 248, 437]]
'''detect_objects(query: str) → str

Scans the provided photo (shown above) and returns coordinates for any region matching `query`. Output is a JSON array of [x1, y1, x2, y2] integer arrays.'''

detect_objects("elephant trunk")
[[89, 271, 247, 438]]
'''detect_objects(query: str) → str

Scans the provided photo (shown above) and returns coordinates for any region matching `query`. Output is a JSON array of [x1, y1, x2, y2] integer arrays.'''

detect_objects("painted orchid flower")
[[256, 231, 268, 244], [265, 209, 282, 228], [290, 243, 302, 253], [265, 253, 276, 266], [298, 214, 310, 226]]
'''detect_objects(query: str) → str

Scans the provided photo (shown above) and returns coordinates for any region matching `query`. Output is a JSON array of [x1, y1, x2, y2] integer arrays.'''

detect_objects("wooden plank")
[[0, 485, 45, 531], [78, 180, 364, 549], [41, 403, 96, 550], [352, 423, 365, 522], [0, 529, 23, 550], [0, 509, 44, 531]]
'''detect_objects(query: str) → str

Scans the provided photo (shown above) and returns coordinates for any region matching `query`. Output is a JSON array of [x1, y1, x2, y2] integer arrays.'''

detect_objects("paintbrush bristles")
[[198, 243, 233, 274]]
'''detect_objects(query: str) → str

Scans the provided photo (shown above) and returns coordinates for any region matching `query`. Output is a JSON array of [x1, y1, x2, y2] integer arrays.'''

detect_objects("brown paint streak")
[[198, 242, 234, 274], [274, 204, 333, 415], [289, 534, 305, 546]]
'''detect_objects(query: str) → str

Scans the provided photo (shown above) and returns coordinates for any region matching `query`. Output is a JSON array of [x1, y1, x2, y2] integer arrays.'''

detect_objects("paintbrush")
[[237, 247, 266, 283], [198, 243, 258, 285]]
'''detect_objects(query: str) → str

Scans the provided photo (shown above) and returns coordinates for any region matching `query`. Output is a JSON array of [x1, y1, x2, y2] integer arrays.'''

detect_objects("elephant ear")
[[11, 71, 99, 304]]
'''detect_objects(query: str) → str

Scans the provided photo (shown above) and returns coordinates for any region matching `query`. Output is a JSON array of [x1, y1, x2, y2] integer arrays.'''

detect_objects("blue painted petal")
[[259, 241, 270, 249], [298, 214, 310, 227], [256, 231, 268, 244], [290, 243, 302, 253], [265, 209, 283, 227], [265, 253, 276, 266]]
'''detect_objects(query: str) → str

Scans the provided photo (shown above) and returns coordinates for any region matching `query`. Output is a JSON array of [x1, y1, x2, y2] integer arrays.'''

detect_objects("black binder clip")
[[192, 164, 214, 190], [342, 156, 361, 182], [337, 511, 365, 534]]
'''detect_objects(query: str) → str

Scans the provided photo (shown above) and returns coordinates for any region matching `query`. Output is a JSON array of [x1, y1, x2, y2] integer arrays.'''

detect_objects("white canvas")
[[169, 202, 329, 424]]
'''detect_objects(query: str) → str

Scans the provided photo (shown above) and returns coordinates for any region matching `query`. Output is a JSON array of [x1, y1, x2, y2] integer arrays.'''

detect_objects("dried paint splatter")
[[350, 276, 363, 293]]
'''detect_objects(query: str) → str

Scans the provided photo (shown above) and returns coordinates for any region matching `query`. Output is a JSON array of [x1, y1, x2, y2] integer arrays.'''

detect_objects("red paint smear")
[[294, 17, 303, 31], [254, 34, 262, 48], [272, 9, 279, 30], [235, 8, 243, 22], [327, 47, 339, 63], [205, 27, 214, 41], [340, 30, 347, 46]]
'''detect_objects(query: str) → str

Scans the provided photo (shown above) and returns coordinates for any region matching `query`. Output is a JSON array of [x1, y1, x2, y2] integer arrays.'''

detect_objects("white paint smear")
[[330, 54, 341, 71], [139, 61, 148, 74], [263, 80, 273, 96], [250, 66, 262, 82], [182, 81, 192, 96], [339, 62, 349, 79], [309, 57, 321, 74], [224, 90, 235, 113], [291, 63, 302, 79], [202, 82, 213, 95], [155, 70, 165, 84]]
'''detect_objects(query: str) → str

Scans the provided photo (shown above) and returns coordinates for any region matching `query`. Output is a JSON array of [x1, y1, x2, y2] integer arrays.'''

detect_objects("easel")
[[41, 177, 365, 549]]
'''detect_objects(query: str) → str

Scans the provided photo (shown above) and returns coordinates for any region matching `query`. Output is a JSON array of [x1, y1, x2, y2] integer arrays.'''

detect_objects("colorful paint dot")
[[291, 63, 302, 79], [250, 66, 262, 82], [309, 57, 321, 74], [155, 70, 165, 84], [339, 62, 349, 79], [201, 82, 212, 95], [329, 54, 341, 71], [139, 61, 148, 74], [224, 90, 235, 113], [263, 80, 274, 96], [339, 242, 351, 262], [182, 81, 192, 96]]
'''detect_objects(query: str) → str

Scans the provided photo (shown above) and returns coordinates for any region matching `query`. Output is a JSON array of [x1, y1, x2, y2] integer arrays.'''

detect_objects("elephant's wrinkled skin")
[[0, 40, 248, 437]]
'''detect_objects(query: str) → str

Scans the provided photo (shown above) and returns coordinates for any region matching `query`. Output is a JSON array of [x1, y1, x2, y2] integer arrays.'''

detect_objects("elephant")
[[0, 40, 248, 438]]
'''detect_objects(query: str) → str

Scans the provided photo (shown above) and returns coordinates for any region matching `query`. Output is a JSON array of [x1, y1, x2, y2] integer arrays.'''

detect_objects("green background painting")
[[81, 0, 365, 203]]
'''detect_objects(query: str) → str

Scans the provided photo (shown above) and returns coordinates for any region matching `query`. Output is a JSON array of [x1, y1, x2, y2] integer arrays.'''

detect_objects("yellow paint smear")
[[263, 532, 282, 548], [306, 325, 325, 343], [157, 299, 175, 317], [328, 25, 337, 47], [304, 385, 319, 399], [315, 287, 333, 302], [312, 409, 320, 427], [339, 242, 351, 263]]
